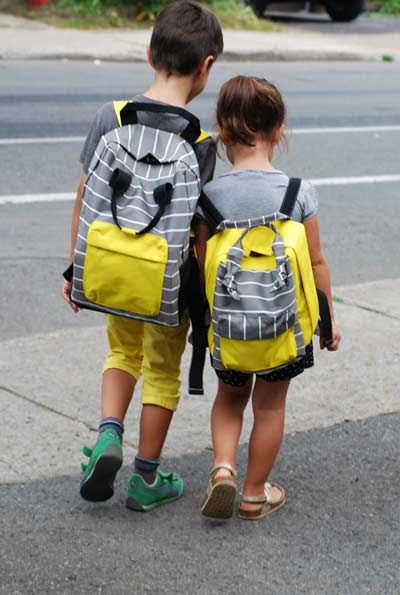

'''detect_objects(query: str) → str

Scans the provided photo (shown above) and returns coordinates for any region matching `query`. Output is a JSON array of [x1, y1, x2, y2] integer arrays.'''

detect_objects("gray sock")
[[98, 417, 124, 441], [134, 455, 160, 485]]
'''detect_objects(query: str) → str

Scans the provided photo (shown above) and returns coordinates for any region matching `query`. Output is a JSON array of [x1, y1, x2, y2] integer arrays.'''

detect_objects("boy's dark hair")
[[150, 1, 223, 76]]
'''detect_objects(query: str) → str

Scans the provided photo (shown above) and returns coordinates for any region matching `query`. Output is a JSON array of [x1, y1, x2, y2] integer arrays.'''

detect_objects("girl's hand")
[[62, 280, 79, 313], [320, 320, 341, 351]]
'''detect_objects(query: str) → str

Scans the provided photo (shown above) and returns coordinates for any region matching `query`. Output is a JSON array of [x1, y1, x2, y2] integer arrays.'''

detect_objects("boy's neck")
[[143, 71, 195, 108]]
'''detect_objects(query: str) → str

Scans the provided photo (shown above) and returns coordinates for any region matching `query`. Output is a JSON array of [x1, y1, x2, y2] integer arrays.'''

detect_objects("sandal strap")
[[240, 494, 267, 504], [210, 463, 237, 478], [263, 482, 273, 503], [240, 482, 275, 505]]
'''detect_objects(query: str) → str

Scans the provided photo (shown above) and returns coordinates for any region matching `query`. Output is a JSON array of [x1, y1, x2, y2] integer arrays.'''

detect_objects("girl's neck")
[[229, 142, 275, 172]]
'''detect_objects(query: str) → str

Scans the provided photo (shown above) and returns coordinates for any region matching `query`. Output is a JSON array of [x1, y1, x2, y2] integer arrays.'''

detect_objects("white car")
[[248, 0, 365, 22]]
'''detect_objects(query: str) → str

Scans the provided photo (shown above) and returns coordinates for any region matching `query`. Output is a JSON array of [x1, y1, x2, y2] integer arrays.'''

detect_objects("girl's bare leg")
[[241, 378, 289, 511], [211, 378, 253, 478]]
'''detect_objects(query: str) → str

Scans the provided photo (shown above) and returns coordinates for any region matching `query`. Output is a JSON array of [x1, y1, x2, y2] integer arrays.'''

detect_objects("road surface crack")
[[0, 384, 96, 430], [337, 299, 400, 322]]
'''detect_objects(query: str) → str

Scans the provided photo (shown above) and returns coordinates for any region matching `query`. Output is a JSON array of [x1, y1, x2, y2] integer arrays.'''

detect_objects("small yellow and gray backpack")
[[203, 179, 323, 374], [71, 101, 209, 327]]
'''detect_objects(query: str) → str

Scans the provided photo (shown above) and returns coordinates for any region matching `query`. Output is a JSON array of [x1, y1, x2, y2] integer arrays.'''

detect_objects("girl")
[[196, 75, 341, 520]]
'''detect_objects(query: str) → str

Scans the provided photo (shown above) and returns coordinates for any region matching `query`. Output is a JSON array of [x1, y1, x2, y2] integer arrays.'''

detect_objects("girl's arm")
[[303, 215, 341, 351], [61, 173, 87, 313]]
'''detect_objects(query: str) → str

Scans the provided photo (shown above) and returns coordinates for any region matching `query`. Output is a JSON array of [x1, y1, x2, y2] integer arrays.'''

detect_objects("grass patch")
[[332, 296, 345, 304], [3, 0, 280, 31]]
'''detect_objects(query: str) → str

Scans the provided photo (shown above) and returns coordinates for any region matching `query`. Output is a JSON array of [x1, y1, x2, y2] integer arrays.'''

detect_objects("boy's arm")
[[194, 135, 217, 186], [62, 102, 115, 311], [69, 173, 86, 262], [61, 173, 86, 312], [303, 215, 341, 351]]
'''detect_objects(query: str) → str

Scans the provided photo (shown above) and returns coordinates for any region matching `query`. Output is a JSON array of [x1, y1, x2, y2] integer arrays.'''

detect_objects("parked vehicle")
[[248, 0, 365, 22]]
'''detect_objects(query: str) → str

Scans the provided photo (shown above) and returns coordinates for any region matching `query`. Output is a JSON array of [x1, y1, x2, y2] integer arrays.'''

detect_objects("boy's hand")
[[320, 320, 341, 351], [62, 280, 79, 313]]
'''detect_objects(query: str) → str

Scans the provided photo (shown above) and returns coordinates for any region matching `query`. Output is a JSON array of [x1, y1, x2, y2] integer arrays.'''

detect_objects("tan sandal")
[[201, 463, 237, 519], [238, 481, 286, 520]]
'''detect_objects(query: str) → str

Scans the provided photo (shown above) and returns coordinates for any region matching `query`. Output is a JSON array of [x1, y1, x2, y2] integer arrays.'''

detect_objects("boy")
[[62, 1, 223, 511]]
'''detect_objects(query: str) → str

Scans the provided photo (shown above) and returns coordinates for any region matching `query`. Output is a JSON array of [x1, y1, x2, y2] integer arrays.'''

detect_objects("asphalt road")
[[1, 60, 400, 339], [1, 413, 399, 595], [1, 61, 400, 595]]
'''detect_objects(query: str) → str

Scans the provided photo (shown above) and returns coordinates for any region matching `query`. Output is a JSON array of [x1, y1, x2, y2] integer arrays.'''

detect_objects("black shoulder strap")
[[280, 178, 302, 217], [198, 190, 224, 228], [120, 102, 201, 145]]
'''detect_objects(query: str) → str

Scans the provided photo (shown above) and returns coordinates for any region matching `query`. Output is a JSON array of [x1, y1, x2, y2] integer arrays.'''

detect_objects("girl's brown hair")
[[216, 75, 286, 147]]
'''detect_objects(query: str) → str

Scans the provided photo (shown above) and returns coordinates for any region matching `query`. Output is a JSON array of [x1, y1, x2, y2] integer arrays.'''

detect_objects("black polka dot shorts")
[[214, 343, 314, 387]]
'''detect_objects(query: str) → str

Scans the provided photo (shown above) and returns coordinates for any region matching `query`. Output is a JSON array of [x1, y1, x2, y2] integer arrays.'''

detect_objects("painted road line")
[[311, 174, 400, 187], [1, 174, 400, 205], [0, 193, 75, 205], [0, 136, 85, 145], [1, 125, 400, 146], [292, 125, 400, 135]]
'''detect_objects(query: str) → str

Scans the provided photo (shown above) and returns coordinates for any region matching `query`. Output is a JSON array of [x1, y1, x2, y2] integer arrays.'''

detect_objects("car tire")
[[248, 0, 268, 18], [325, 0, 364, 22]]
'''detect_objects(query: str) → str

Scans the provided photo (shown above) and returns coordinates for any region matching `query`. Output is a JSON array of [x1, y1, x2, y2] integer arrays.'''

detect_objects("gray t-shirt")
[[80, 95, 216, 186], [200, 169, 318, 224]]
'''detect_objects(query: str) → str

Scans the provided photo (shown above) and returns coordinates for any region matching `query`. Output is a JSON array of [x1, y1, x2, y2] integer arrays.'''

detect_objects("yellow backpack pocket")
[[83, 220, 168, 316], [218, 317, 298, 372]]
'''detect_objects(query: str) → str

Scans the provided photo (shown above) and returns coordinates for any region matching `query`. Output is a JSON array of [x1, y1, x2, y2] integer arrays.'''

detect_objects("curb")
[[0, 52, 147, 62], [221, 50, 375, 62], [0, 49, 379, 62]]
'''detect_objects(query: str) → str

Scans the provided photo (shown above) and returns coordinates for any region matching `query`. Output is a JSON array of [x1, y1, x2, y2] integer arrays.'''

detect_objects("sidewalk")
[[1, 278, 399, 483], [0, 12, 399, 62]]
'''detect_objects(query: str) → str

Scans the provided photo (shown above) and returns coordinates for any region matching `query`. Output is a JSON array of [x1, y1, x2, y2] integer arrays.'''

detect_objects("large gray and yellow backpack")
[[71, 101, 208, 327]]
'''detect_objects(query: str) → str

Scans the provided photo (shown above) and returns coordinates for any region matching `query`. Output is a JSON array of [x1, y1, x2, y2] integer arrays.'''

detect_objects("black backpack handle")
[[120, 102, 201, 145], [109, 168, 173, 235], [317, 288, 333, 347]]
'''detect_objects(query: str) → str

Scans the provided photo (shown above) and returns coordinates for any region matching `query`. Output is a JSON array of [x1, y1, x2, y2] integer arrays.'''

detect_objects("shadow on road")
[[1, 413, 399, 594]]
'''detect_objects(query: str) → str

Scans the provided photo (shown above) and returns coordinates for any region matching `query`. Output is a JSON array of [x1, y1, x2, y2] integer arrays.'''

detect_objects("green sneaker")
[[80, 429, 123, 502], [126, 470, 184, 511]]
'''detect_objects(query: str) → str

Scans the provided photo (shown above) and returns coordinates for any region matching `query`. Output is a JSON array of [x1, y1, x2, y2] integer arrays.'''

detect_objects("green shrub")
[[372, 0, 400, 15], [138, 0, 245, 13], [17, 0, 278, 30], [46, 0, 244, 21], [51, 0, 139, 19]]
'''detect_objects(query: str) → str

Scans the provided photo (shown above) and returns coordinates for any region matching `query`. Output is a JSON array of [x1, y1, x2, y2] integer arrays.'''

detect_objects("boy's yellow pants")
[[103, 312, 190, 411]]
